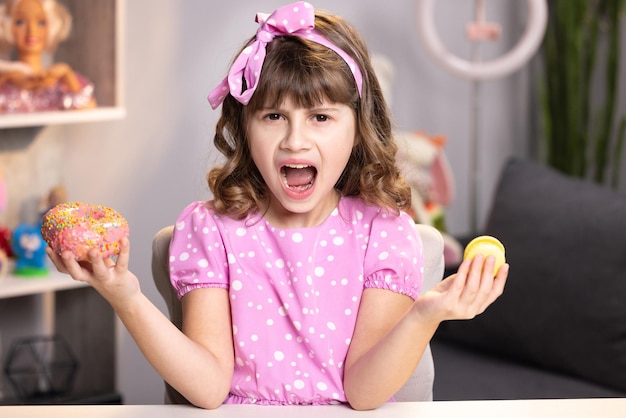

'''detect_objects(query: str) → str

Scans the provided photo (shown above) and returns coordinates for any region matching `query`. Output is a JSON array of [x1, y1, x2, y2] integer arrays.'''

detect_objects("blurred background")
[[1, 0, 624, 404]]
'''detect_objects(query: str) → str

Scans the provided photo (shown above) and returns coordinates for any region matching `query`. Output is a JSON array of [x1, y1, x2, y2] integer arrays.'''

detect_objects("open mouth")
[[281, 164, 317, 191]]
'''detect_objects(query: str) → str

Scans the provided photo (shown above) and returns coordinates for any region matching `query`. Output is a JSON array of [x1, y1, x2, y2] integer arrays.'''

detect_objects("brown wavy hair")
[[208, 9, 410, 219]]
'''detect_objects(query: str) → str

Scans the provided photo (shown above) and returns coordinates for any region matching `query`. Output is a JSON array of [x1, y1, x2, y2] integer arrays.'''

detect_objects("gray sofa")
[[430, 158, 626, 400]]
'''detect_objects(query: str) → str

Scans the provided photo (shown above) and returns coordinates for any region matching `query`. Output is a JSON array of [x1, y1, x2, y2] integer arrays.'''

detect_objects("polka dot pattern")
[[169, 197, 423, 405]]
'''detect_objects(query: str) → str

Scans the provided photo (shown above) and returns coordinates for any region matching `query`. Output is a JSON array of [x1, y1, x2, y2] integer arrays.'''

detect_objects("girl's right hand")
[[413, 254, 508, 325], [45, 237, 141, 311], [45, 63, 82, 92]]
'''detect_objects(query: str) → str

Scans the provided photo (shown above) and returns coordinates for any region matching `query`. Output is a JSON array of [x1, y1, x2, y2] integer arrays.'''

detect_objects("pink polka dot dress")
[[169, 196, 424, 405]]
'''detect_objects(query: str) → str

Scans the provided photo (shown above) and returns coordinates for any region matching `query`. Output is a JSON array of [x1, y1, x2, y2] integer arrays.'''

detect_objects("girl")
[[47, 1, 508, 410], [0, 0, 95, 112]]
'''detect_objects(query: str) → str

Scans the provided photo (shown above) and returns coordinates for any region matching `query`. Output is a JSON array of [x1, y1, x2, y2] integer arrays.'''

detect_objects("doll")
[[0, 0, 96, 112]]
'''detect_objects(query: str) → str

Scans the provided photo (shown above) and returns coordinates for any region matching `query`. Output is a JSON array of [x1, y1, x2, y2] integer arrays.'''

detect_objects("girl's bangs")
[[247, 37, 358, 111]]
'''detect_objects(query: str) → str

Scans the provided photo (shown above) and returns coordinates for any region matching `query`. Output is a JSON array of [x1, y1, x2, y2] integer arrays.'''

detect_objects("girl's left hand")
[[413, 254, 508, 324]]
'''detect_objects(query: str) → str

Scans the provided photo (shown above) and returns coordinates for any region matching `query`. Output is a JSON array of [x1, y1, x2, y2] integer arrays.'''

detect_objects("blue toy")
[[11, 223, 48, 277]]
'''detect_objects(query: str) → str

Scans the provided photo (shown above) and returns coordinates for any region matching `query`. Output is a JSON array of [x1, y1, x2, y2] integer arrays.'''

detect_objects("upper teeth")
[[284, 164, 310, 169]]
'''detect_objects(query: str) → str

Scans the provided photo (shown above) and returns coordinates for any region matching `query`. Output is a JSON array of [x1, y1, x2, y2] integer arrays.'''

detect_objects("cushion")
[[435, 157, 626, 393]]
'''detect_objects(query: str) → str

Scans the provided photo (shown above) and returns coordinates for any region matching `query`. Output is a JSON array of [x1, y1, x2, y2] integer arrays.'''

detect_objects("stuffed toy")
[[372, 54, 462, 268], [395, 130, 463, 268], [11, 223, 48, 277]]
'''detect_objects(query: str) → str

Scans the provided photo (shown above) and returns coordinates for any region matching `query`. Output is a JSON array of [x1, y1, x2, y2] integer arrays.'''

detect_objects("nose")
[[27, 21, 39, 36], [280, 119, 311, 151]]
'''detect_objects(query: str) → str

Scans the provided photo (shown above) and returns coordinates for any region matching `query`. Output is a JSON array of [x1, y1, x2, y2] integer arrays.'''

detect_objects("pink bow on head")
[[208, 1, 363, 109]]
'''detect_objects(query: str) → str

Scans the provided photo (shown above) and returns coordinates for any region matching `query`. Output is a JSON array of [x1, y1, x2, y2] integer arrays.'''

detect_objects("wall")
[[0, 0, 574, 404], [113, 0, 625, 404]]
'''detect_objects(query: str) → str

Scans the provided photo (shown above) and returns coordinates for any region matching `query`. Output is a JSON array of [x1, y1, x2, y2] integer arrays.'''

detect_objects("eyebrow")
[[258, 104, 343, 113], [310, 105, 342, 112]]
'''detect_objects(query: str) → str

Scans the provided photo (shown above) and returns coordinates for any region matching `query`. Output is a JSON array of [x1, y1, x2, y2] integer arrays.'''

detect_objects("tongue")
[[284, 166, 315, 187]]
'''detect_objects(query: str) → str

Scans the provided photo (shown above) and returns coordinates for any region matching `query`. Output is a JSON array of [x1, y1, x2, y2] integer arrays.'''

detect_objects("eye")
[[14, 19, 25, 26], [313, 114, 329, 122], [264, 113, 282, 121], [38, 19, 46, 27]]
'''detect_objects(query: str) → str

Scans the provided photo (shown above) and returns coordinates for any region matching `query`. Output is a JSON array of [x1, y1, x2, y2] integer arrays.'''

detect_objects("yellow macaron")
[[463, 235, 506, 275]]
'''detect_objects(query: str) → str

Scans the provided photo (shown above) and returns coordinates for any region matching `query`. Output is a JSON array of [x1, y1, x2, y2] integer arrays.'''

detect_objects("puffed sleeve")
[[169, 201, 230, 299], [363, 210, 424, 300]]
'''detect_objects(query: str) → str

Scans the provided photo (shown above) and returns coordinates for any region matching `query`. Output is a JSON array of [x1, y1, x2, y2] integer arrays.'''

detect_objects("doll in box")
[[0, 0, 96, 112]]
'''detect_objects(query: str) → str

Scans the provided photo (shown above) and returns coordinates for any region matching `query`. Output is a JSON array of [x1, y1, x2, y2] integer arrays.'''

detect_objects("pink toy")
[[372, 54, 463, 268], [395, 130, 463, 268]]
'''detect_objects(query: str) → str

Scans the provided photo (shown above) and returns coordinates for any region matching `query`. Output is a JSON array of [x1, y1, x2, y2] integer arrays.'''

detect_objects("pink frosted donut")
[[41, 202, 129, 261]]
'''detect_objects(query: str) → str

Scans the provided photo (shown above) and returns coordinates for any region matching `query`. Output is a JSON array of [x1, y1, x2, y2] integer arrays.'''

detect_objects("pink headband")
[[208, 1, 363, 109]]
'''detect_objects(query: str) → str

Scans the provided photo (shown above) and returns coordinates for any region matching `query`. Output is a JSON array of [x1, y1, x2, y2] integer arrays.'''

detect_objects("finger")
[[471, 255, 498, 311], [61, 251, 92, 283], [475, 261, 509, 313], [45, 247, 69, 274], [459, 254, 485, 303], [488, 262, 509, 303], [496, 262, 509, 282], [450, 258, 472, 291], [88, 249, 110, 278], [114, 237, 130, 273], [440, 258, 472, 307], [456, 254, 501, 318], [102, 257, 117, 268]]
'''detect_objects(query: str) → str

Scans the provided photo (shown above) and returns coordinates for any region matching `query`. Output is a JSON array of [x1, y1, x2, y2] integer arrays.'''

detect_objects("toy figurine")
[[11, 223, 48, 277], [0, 0, 96, 112]]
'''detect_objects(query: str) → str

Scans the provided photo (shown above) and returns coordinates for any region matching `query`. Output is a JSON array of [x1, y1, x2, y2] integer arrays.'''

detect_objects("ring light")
[[416, 0, 548, 80]]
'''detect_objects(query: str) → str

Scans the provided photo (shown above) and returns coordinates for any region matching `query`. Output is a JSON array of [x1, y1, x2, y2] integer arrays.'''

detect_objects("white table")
[[1, 399, 625, 418]]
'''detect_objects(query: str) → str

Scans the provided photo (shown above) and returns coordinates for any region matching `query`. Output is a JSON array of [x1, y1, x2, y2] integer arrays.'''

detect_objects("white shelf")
[[0, 0, 125, 129], [0, 271, 88, 299], [0, 107, 126, 129]]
